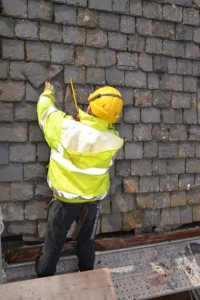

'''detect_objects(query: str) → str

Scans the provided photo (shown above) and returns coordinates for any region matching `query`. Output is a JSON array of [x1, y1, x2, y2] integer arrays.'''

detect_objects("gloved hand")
[[44, 81, 55, 93]]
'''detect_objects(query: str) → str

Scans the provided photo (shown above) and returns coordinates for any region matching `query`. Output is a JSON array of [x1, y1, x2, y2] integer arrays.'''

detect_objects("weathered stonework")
[[0, 0, 200, 240]]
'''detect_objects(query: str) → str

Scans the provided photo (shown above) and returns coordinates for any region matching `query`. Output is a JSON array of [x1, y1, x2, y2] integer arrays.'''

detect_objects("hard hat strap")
[[88, 93, 123, 102]]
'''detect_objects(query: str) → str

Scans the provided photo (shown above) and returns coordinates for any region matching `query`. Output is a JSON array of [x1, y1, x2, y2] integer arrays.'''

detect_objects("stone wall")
[[0, 0, 200, 241]]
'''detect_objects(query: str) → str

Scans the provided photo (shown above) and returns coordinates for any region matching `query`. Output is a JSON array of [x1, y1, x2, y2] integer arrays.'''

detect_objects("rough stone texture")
[[1, 0, 200, 239]]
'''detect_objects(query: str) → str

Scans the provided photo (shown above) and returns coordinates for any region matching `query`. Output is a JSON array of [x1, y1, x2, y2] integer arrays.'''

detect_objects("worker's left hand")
[[44, 81, 55, 93]]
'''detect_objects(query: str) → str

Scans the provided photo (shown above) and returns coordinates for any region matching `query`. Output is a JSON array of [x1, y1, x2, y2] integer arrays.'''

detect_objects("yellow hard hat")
[[88, 86, 123, 123]]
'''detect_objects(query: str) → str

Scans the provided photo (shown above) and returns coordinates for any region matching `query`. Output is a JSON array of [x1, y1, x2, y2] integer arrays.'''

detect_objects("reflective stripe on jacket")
[[37, 89, 124, 203]]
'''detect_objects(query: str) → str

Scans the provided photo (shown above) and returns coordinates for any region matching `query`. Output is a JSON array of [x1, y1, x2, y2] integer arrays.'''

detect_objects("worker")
[[35, 81, 124, 277]]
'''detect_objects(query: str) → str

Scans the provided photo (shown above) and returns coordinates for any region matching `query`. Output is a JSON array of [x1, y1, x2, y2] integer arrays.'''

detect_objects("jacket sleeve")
[[37, 88, 72, 151]]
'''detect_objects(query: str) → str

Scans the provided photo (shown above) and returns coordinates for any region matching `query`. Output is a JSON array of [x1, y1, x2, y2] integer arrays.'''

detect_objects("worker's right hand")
[[44, 81, 55, 93]]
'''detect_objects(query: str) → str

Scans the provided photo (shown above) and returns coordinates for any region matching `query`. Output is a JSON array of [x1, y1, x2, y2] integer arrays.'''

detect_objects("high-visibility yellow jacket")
[[37, 89, 124, 203]]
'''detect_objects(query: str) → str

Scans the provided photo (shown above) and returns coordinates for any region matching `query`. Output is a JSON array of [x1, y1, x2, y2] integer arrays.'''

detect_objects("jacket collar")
[[78, 108, 110, 131]]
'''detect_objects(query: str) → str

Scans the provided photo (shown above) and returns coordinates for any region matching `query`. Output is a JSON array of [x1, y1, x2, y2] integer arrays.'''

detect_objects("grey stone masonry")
[[1, 0, 200, 239]]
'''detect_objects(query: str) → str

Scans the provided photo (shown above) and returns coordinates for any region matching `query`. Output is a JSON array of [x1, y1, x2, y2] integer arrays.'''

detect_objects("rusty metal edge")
[[3, 227, 200, 264]]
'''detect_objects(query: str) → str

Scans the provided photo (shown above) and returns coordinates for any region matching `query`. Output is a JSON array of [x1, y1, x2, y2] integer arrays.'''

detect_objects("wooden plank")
[[0, 268, 117, 300]]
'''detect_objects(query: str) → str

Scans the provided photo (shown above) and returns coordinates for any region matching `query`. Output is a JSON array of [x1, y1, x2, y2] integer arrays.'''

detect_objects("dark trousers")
[[36, 200, 98, 277]]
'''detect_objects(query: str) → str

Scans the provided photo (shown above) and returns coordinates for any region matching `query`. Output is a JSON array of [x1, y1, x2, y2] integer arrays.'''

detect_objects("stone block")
[[0, 164, 23, 182], [86, 29, 107, 48], [1, 183, 11, 202], [51, 44, 74, 64], [176, 24, 193, 41], [26, 41, 50, 62], [144, 141, 158, 158], [185, 43, 200, 59], [177, 58, 193, 75], [187, 189, 200, 205], [101, 214, 122, 233], [141, 108, 160, 123], [123, 177, 139, 194], [125, 142, 143, 159], [11, 182, 34, 201], [113, 0, 129, 13], [86, 67, 105, 85], [136, 18, 153, 37], [139, 53, 153, 72], [35, 182, 52, 198], [163, 4, 182, 23], [0, 60, 8, 79], [40, 23, 62, 42], [108, 32, 127, 51], [37, 143, 50, 162], [0, 143, 9, 164], [77, 8, 98, 28], [15, 19, 38, 40], [180, 206, 192, 224], [171, 191, 187, 207], [186, 159, 200, 173], [131, 159, 152, 176], [143, 1, 162, 20], [123, 210, 144, 230], [2, 38, 24, 60], [75, 46, 96, 67], [0, 16, 14, 38], [163, 40, 185, 58], [146, 38, 162, 55], [28, 1, 53, 21], [153, 90, 171, 108], [10, 143, 36, 162], [130, 0, 142, 16], [125, 71, 146, 88], [7, 221, 36, 236], [153, 159, 167, 175], [97, 49, 116, 67], [88, 0, 112, 12], [1, 203, 24, 221], [183, 109, 197, 124], [24, 163, 46, 180], [144, 209, 160, 227], [63, 26, 86, 45], [162, 109, 176, 124], [116, 160, 131, 178], [183, 8, 199, 26], [167, 158, 185, 174], [159, 142, 178, 158], [0, 103, 13, 122], [188, 126, 200, 141], [134, 89, 152, 107], [128, 34, 145, 53], [64, 65, 85, 84], [153, 192, 170, 209], [160, 175, 178, 192], [25, 200, 47, 220], [2, 0, 27, 17], [160, 74, 183, 92], [171, 92, 191, 109], [169, 125, 187, 141], [154, 21, 175, 39], [120, 15, 135, 34], [152, 124, 169, 141], [99, 12, 119, 31], [0, 81, 25, 102], [184, 77, 198, 92], [15, 102, 37, 121], [139, 176, 159, 193], [179, 174, 194, 190], [136, 193, 153, 209], [134, 123, 152, 141], [106, 66, 124, 86], [124, 107, 140, 123], [161, 207, 180, 226], [179, 142, 195, 158], [111, 191, 135, 213], [0, 123, 27, 142], [117, 52, 138, 70]]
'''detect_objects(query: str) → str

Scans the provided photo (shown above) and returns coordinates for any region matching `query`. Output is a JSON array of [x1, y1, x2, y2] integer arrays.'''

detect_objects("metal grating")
[[5, 237, 200, 299]]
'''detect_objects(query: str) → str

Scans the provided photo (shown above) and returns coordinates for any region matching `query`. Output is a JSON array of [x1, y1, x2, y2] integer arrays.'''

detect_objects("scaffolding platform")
[[3, 237, 200, 299]]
